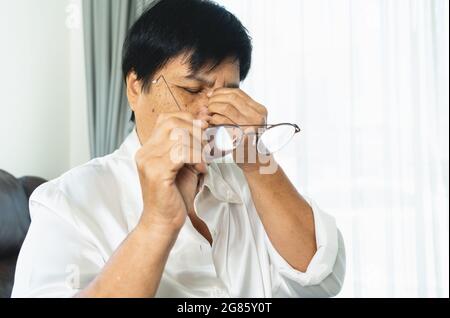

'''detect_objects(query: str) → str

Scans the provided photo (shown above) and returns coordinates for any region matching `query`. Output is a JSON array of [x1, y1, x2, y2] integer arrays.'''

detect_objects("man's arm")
[[77, 112, 209, 298], [242, 161, 317, 273], [75, 222, 178, 298], [207, 88, 317, 272]]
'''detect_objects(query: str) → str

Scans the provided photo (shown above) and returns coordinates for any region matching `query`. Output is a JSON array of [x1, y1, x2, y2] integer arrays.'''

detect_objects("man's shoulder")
[[30, 151, 134, 217]]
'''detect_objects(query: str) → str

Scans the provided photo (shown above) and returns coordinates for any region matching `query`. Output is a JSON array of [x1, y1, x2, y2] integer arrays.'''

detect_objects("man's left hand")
[[207, 88, 267, 127], [207, 88, 270, 169]]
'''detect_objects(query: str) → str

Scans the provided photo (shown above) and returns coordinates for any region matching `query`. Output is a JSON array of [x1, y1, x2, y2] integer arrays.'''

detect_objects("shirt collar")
[[117, 128, 142, 159], [120, 129, 242, 204]]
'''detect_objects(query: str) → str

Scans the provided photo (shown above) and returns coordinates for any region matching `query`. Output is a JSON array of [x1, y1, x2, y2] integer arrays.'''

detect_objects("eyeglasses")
[[152, 75, 187, 111], [151, 75, 302, 156], [205, 123, 301, 156]]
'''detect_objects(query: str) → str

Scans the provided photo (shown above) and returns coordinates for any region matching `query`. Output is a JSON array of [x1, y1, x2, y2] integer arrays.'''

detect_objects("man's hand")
[[207, 88, 268, 169], [78, 110, 210, 298], [208, 88, 267, 127], [135, 111, 209, 234]]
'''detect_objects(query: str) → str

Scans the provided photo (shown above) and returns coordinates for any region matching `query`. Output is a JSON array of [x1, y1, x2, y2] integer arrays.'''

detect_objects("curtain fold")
[[81, 0, 448, 297], [216, 0, 449, 297], [82, 0, 156, 158]]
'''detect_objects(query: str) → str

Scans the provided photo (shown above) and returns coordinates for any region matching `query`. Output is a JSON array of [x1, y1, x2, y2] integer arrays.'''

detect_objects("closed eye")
[[181, 87, 203, 94]]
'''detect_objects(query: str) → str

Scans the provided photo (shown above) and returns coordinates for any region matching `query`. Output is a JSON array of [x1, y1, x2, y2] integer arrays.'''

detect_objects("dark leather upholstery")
[[0, 170, 46, 298]]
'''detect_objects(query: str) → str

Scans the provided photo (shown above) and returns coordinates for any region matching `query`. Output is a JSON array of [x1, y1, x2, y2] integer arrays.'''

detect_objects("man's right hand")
[[135, 111, 209, 235]]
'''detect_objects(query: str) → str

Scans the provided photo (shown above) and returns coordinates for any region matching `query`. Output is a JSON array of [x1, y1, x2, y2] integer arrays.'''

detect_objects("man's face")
[[127, 54, 240, 144]]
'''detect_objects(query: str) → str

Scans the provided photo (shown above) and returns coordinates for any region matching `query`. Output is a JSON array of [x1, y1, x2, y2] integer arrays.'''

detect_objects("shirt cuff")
[[264, 197, 339, 286]]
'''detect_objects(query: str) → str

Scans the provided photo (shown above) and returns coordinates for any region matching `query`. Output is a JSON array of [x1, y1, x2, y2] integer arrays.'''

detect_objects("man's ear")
[[126, 71, 142, 112]]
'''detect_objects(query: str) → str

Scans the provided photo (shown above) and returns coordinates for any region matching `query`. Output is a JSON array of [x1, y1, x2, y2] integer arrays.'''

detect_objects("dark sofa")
[[0, 169, 46, 298]]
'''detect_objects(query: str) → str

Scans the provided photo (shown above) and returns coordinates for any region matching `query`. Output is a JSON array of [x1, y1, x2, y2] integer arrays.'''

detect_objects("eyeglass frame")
[[204, 123, 301, 155], [151, 74, 302, 154]]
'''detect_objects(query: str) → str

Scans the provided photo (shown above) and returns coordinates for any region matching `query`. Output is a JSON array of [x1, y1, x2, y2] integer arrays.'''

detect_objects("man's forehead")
[[168, 54, 240, 84], [182, 73, 237, 88]]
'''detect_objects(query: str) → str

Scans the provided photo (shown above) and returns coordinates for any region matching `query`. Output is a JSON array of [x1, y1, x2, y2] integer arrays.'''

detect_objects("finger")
[[208, 102, 244, 124], [210, 89, 266, 114], [157, 135, 206, 175], [170, 143, 206, 167], [181, 132, 207, 152], [142, 118, 208, 159], [152, 112, 198, 139], [211, 87, 251, 100], [208, 95, 258, 119], [168, 126, 208, 156], [210, 93, 267, 126], [209, 99, 264, 127], [178, 163, 207, 180], [191, 163, 208, 175], [162, 116, 209, 138], [195, 106, 213, 123], [196, 106, 210, 116], [180, 165, 201, 178], [209, 114, 238, 126], [196, 113, 213, 122]]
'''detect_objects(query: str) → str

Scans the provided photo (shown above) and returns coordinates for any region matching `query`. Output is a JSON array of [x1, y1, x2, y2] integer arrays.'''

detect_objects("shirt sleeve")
[[264, 198, 346, 298], [11, 184, 104, 298]]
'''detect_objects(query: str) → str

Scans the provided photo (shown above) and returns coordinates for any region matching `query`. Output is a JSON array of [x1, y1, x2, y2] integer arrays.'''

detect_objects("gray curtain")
[[82, 0, 157, 158]]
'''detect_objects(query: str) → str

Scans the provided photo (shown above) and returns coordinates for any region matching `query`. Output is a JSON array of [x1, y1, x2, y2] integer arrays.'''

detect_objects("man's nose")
[[203, 81, 225, 98], [189, 82, 223, 114], [189, 95, 210, 116]]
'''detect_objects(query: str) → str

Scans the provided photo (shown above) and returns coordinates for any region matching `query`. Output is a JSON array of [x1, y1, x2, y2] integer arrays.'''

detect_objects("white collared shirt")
[[12, 130, 345, 298]]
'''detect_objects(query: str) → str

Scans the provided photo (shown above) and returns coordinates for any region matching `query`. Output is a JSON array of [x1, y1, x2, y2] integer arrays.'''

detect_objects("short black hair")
[[122, 0, 253, 122]]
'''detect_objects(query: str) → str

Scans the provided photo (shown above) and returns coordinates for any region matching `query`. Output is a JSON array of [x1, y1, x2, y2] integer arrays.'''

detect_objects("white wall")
[[68, 0, 90, 170], [0, 0, 89, 180]]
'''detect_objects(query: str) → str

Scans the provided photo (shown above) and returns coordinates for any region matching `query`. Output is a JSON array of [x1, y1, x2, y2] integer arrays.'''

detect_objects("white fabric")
[[216, 0, 449, 298], [12, 130, 344, 298]]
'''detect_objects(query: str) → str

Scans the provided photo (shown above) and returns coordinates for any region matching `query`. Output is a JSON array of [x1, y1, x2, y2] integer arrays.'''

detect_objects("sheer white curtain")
[[216, 0, 449, 297]]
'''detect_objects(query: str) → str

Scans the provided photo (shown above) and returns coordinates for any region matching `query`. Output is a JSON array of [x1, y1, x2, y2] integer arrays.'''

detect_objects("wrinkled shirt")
[[12, 130, 345, 298]]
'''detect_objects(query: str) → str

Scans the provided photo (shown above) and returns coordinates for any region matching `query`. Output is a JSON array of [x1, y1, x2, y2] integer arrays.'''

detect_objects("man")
[[12, 0, 345, 298]]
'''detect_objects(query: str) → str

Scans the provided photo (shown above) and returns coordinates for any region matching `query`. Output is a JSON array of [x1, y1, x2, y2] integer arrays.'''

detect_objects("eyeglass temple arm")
[[148, 81, 302, 134], [152, 75, 183, 111]]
